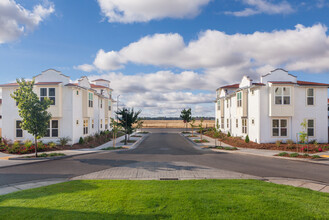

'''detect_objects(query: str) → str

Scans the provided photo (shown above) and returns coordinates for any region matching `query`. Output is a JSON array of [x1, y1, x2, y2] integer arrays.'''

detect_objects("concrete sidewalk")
[[0, 133, 148, 168], [182, 133, 329, 165]]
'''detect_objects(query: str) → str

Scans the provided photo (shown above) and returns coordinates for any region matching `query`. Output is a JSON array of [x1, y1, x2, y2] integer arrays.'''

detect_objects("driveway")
[[1, 129, 329, 186]]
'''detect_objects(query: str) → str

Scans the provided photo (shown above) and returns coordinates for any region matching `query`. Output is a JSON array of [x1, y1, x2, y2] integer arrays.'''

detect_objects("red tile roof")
[[297, 81, 329, 86], [268, 81, 295, 84], [0, 82, 62, 87], [92, 79, 110, 82], [91, 84, 108, 89], [220, 83, 239, 89], [328, 99, 329, 104]]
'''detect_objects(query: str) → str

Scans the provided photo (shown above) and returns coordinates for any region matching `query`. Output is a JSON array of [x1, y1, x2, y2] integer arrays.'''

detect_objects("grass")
[[23, 153, 65, 158], [215, 146, 238, 150], [1, 179, 329, 219], [194, 139, 209, 143], [101, 147, 123, 151]]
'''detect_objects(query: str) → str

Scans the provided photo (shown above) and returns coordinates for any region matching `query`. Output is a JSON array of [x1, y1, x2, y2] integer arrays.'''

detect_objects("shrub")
[[312, 155, 321, 159], [245, 135, 250, 143], [286, 139, 293, 146], [290, 153, 299, 157], [13, 141, 20, 148], [24, 140, 33, 148], [275, 140, 281, 148], [303, 153, 309, 157], [48, 142, 57, 148], [58, 137, 71, 146], [316, 147, 323, 152], [79, 137, 84, 145], [278, 152, 288, 156], [227, 132, 231, 137]]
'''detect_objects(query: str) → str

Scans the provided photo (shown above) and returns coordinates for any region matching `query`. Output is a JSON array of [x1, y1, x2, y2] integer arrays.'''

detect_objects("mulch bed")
[[204, 131, 329, 154]]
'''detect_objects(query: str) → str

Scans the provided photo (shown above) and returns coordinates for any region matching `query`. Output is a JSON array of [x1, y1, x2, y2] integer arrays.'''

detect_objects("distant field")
[[141, 120, 215, 128]]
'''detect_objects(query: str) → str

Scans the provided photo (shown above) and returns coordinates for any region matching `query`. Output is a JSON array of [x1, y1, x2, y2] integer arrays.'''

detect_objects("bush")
[[278, 152, 288, 156], [48, 142, 57, 148], [275, 140, 281, 148], [312, 155, 321, 159], [286, 139, 293, 146], [79, 137, 84, 145], [227, 132, 231, 137], [24, 140, 33, 148], [290, 153, 299, 157], [245, 135, 250, 143], [303, 153, 309, 157], [58, 137, 71, 146], [316, 147, 323, 152]]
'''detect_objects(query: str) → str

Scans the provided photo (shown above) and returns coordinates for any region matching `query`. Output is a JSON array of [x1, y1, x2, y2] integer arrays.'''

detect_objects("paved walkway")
[[183, 133, 329, 165]]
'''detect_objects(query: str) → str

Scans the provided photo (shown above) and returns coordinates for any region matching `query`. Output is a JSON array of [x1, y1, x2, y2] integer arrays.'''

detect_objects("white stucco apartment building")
[[0, 69, 114, 144], [215, 69, 329, 144]]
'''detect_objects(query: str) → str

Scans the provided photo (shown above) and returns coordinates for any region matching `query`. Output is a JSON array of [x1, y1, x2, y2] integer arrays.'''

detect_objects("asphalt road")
[[1, 129, 329, 186]]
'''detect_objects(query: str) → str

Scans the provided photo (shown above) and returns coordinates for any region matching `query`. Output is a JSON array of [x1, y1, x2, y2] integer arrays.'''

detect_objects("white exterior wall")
[[0, 69, 114, 144], [215, 69, 328, 144]]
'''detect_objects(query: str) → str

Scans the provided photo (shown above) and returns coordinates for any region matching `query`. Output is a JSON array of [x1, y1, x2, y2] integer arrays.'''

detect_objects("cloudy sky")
[[1, 0, 329, 117]]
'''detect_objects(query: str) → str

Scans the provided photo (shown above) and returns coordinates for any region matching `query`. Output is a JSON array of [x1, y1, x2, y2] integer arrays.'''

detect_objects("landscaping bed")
[[204, 130, 329, 153], [101, 147, 124, 151], [23, 153, 66, 158], [0, 131, 125, 155], [276, 152, 322, 159], [1, 179, 329, 219], [193, 139, 209, 143]]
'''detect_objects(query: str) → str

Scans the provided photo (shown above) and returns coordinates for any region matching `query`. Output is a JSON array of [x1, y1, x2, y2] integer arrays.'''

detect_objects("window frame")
[[306, 88, 315, 106], [307, 119, 315, 137], [16, 120, 23, 138], [88, 92, 94, 108], [44, 120, 59, 138], [220, 117, 224, 129], [237, 92, 242, 107], [271, 119, 288, 137], [217, 100, 220, 111], [83, 119, 89, 135], [40, 88, 56, 105], [274, 87, 291, 105], [242, 118, 247, 134], [236, 119, 238, 128]]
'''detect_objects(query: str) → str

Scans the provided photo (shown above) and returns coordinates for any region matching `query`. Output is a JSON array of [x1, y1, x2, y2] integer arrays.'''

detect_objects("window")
[[76, 120, 79, 125], [100, 99, 103, 108], [88, 93, 93, 108], [272, 119, 287, 137], [242, 118, 247, 134], [76, 90, 79, 95], [40, 88, 56, 105], [16, 120, 23, 138], [251, 89, 254, 95], [83, 119, 89, 135], [226, 99, 229, 108], [221, 117, 224, 129], [105, 119, 108, 130], [45, 120, 59, 137], [237, 92, 242, 107], [307, 119, 315, 137], [275, 87, 290, 105], [108, 101, 112, 111], [100, 119, 103, 129], [251, 119, 255, 125], [236, 119, 238, 128], [306, 88, 314, 106], [227, 119, 229, 128], [217, 100, 220, 111], [92, 120, 94, 129]]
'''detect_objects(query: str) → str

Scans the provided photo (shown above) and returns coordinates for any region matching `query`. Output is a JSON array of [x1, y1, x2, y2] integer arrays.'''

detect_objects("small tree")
[[136, 120, 144, 133], [180, 108, 192, 132], [116, 108, 141, 145], [189, 118, 196, 136], [245, 135, 250, 143], [110, 118, 122, 148], [198, 118, 204, 140], [299, 119, 309, 153], [213, 123, 226, 147], [11, 79, 52, 157]]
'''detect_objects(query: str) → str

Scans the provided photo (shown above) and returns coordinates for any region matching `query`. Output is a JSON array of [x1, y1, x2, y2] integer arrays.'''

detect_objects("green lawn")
[[1, 179, 329, 219]]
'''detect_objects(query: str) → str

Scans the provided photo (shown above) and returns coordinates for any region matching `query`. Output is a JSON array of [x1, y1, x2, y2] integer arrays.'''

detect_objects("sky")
[[0, 0, 329, 117]]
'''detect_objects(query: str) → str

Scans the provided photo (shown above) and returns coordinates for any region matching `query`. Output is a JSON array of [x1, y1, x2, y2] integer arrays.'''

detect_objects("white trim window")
[[217, 100, 220, 111], [45, 120, 59, 137], [100, 99, 103, 109], [275, 87, 290, 105], [272, 119, 287, 137], [306, 88, 314, 106], [227, 119, 229, 128], [105, 119, 108, 130], [108, 101, 112, 111], [242, 118, 247, 134], [92, 119, 94, 129], [83, 119, 89, 135], [226, 99, 229, 108], [88, 93, 93, 108], [237, 92, 242, 107], [40, 88, 56, 105], [16, 120, 23, 138], [236, 119, 238, 128], [307, 119, 315, 137], [100, 119, 103, 129], [221, 117, 224, 129]]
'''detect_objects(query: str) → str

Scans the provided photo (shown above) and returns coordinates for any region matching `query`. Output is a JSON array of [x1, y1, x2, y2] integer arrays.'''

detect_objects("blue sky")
[[1, 0, 329, 117]]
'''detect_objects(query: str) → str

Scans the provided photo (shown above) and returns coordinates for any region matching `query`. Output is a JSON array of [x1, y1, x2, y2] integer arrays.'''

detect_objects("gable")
[[261, 68, 297, 84], [34, 69, 70, 84]]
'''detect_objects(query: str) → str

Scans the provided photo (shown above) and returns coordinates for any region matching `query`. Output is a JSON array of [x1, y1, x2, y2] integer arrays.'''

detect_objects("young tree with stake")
[[11, 79, 52, 157], [180, 108, 192, 132]]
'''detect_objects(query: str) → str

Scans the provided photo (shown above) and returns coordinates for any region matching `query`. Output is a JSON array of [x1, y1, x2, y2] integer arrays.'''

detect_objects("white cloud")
[[0, 0, 54, 44], [225, 0, 294, 17], [81, 24, 329, 73], [97, 0, 211, 23], [81, 23, 329, 116], [74, 64, 95, 72]]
